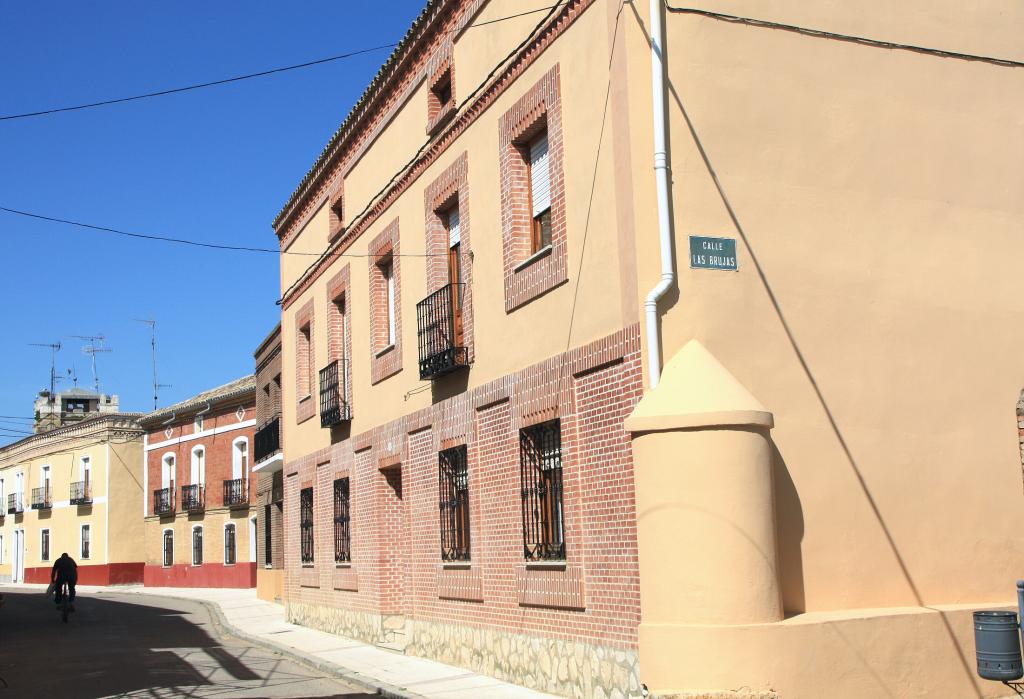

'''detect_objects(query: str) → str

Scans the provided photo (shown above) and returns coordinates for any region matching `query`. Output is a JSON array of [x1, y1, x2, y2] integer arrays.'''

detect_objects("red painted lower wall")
[[143, 563, 256, 588], [25, 562, 144, 585]]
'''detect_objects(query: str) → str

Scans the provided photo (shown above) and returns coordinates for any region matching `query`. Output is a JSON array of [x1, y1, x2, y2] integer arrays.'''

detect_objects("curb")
[[117, 590, 429, 699]]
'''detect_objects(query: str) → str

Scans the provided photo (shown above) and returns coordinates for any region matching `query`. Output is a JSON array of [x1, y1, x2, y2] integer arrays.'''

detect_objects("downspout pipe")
[[645, 0, 675, 389]]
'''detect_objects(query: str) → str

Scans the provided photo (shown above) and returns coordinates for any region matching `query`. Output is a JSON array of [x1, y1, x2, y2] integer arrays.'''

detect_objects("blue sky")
[[0, 1, 425, 442]]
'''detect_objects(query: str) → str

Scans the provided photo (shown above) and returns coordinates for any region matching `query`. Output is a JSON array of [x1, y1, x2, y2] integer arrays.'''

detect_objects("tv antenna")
[[28, 342, 62, 397], [135, 319, 170, 409], [70, 334, 112, 392]]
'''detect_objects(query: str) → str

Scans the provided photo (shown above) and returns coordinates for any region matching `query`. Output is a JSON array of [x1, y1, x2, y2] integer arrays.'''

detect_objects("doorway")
[[13, 529, 24, 583]]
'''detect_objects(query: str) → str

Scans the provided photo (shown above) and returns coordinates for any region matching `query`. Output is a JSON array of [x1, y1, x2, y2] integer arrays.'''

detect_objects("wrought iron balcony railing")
[[31, 486, 52, 510], [181, 483, 204, 512], [224, 478, 248, 508], [416, 283, 469, 380], [319, 359, 351, 428], [254, 416, 281, 463], [70, 480, 92, 505], [7, 493, 23, 515], [153, 484, 175, 516]]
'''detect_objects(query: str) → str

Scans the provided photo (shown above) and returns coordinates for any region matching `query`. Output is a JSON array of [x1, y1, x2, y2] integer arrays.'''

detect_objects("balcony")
[[254, 416, 281, 463], [70, 480, 92, 505], [319, 359, 352, 428], [416, 283, 469, 380], [223, 478, 248, 508], [7, 493, 22, 515], [181, 484, 204, 512], [153, 484, 175, 516], [31, 486, 52, 510]]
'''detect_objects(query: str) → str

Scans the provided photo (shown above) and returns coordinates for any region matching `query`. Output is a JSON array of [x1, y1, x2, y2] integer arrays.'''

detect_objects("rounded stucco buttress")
[[625, 340, 783, 627]]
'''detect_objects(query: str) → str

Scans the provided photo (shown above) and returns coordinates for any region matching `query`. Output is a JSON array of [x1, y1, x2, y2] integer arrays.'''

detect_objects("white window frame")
[[190, 446, 206, 486], [80, 523, 91, 560], [194, 414, 204, 433], [192, 525, 203, 566], [0, 477, 5, 503], [224, 522, 237, 566], [41, 465, 51, 491], [80, 455, 91, 483], [162, 528, 174, 567], [0, 533, 4, 564], [231, 438, 249, 481], [40, 528, 50, 562], [162, 453, 176, 489]]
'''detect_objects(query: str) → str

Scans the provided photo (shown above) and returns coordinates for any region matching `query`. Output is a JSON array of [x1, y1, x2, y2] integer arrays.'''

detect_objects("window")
[[232, 438, 248, 480], [300, 323, 314, 396], [300, 487, 314, 565], [264, 504, 273, 566], [224, 524, 236, 565], [0, 534, 4, 564], [192, 526, 203, 566], [439, 446, 470, 562], [41, 529, 50, 562], [163, 530, 173, 567], [81, 524, 91, 560], [81, 456, 91, 484], [190, 446, 206, 486], [520, 419, 565, 561], [162, 454, 175, 488], [527, 130, 552, 253], [426, 47, 455, 135], [194, 414, 204, 433], [381, 258, 396, 348], [333, 478, 351, 564], [0, 478, 4, 503]]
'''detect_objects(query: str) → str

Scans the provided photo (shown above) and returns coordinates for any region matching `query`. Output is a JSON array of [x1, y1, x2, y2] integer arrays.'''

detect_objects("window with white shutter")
[[528, 131, 552, 252]]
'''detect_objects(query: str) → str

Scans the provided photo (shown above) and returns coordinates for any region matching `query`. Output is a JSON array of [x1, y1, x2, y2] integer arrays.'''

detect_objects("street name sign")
[[689, 236, 738, 271]]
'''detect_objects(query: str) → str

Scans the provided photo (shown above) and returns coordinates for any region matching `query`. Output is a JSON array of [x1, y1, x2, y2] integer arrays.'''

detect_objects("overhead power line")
[[0, 4, 569, 123], [0, 205, 445, 257], [666, 5, 1024, 68], [0, 44, 399, 122]]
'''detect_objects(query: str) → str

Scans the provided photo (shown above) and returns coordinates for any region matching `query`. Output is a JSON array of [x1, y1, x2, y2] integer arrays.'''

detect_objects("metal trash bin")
[[975, 610, 1023, 681]]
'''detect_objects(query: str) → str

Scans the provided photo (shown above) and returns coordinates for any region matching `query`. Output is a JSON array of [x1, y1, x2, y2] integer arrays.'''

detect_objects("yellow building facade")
[[0, 414, 145, 585]]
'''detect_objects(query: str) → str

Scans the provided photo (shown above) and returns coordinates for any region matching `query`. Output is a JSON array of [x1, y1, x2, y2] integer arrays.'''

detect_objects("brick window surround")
[[423, 152, 474, 363], [295, 299, 316, 424], [328, 183, 345, 243], [426, 39, 456, 136], [326, 265, 353, 413], [498, 64, 567, 312], [368, 219, 402, 384]]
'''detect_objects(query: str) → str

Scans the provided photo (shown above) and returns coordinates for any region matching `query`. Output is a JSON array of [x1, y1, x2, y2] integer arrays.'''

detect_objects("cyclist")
[[51, 552, 78, 611]]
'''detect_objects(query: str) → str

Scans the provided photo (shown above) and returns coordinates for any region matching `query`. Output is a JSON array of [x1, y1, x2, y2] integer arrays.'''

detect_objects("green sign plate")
[[689, 236, 738, 271]]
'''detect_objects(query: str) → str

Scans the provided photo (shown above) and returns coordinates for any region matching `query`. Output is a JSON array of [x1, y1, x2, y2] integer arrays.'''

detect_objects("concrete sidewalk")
[[16, 583, 559, 699]]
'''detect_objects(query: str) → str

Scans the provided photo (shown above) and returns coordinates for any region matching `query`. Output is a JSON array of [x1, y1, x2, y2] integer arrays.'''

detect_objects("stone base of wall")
[[286, 599, 387, 646], [285, 599, 640, 698]]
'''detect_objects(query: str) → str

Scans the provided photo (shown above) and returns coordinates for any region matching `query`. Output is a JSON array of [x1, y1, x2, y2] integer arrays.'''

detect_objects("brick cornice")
[[280, 0, 596, 310]]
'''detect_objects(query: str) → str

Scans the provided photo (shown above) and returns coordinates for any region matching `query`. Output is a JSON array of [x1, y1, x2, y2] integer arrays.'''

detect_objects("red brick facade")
[[294, 299, 316, 424], [284, 325, 642, 650]]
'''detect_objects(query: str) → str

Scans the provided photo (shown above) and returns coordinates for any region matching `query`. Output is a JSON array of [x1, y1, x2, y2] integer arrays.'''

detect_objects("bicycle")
[[55, 581, 71, 623]]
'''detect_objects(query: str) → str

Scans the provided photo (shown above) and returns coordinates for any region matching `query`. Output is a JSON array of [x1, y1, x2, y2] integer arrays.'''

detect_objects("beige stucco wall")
[[626, 0, 1024, 615], [281, 0, 631, 450], [108, 439, 145, 563]]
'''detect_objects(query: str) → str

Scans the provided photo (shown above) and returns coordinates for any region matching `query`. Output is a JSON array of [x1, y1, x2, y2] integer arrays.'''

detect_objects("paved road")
[[0, 587, 376, 699]]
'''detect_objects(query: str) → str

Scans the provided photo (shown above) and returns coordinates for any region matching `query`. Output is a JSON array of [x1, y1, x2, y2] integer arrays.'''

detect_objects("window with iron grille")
[[300, 487, 314, 565], [41, 529, 50, 561], [439, 445, 470, 561], [192, 526, 203, 566], [81, 524, 91, 560], [163, 530, 173, 567], [333, 478, 351, 563], [264, 504, 273, 566], [224, 524, 236, 565], [520, 419, 565, 561]]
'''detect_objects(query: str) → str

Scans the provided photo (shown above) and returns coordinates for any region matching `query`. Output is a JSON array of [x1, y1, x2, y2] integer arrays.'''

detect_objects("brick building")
[[253, 325, 284, 602], [140, 376, 257, 588], [268, 1, 1024, 698]]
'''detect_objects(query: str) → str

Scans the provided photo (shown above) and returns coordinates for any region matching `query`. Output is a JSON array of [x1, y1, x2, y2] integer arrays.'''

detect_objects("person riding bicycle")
[[51, 552, 78, 610]]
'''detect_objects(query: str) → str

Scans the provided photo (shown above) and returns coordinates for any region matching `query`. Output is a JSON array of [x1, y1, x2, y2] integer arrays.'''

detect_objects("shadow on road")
[[0, 589, 376, 699]]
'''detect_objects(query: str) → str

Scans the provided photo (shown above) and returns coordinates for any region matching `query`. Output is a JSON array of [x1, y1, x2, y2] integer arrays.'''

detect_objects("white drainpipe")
[[645, 0, 675, 389]]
